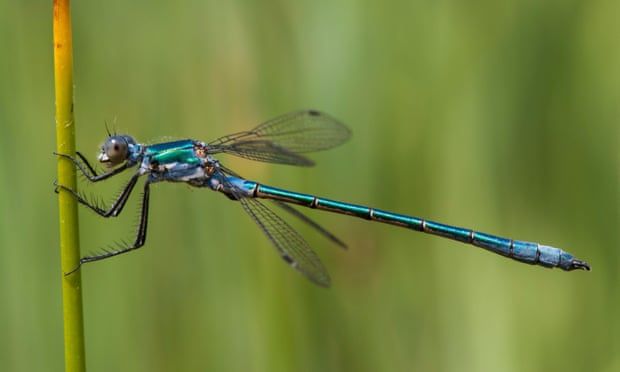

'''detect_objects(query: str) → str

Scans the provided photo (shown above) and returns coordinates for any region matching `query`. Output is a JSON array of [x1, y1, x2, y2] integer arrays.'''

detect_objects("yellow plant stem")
[[53, 0, 86, 371]]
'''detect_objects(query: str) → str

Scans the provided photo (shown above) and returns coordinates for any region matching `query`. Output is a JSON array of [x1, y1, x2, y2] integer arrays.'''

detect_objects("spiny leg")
[[55, 172, 141, 217], [66, 181, 151, 275], [75, 151, 98, 176], [55, 151, 130, 182], [75, 151, 97, 176]]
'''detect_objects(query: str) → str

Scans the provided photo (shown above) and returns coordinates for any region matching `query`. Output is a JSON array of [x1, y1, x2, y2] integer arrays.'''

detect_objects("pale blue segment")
[[538, 245, 561, 267], [512, 240, 539, 263]]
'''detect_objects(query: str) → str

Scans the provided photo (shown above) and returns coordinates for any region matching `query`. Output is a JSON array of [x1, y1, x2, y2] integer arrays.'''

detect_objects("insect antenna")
[[104, 120, 112, 138]]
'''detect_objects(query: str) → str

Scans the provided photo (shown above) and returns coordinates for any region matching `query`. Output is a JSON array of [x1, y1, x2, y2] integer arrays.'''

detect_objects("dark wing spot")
[[308, 110, 321, 116], [282, 254, 294, 264]]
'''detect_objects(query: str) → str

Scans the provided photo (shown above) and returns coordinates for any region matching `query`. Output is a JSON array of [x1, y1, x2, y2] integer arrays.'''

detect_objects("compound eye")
[[104, 137, 128, 164]]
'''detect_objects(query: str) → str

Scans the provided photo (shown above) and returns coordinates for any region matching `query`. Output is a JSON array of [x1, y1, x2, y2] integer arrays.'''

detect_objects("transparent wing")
[[213, 140, 315, 166], [239, 197, 331, 287], [207, 110, 351, 166], [271, 200, 347, 250], [219, 163, 347, 250], [217, 170, 330, 287]]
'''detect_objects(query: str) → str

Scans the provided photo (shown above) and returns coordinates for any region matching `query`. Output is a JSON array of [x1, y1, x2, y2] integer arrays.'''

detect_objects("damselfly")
[[55, 110, 590, 286]]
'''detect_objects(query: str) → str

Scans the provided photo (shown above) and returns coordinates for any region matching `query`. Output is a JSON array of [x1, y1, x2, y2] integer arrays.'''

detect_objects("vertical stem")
[[53, 0, 86, 371]]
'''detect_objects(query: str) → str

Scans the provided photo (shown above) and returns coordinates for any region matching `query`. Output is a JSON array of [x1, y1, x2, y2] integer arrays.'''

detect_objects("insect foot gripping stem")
[[549, 246, 591, 271]]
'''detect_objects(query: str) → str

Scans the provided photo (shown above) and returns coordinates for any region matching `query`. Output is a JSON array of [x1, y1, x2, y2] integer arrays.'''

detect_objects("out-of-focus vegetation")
[[1, 1, 618, 371]]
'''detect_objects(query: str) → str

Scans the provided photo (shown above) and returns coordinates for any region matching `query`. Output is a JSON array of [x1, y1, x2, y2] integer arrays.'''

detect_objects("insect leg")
[[65, 181, 151, 275], [55, 152, 131, 182], [55, 172, 141, 217]]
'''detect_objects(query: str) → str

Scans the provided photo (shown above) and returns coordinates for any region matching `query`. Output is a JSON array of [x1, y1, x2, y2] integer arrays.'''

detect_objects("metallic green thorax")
[[145, 140, 201, 166]]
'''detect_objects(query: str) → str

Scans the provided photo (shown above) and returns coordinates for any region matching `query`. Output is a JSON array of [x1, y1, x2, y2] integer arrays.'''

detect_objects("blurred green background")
[[1, 0, 618, 371]]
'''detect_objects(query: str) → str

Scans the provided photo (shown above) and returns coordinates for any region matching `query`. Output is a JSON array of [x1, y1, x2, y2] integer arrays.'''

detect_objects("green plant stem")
[[53, 0, 86, 371]]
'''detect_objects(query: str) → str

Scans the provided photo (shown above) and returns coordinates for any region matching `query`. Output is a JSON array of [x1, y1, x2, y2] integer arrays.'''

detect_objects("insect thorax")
[[142, 140, 216, 184]]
